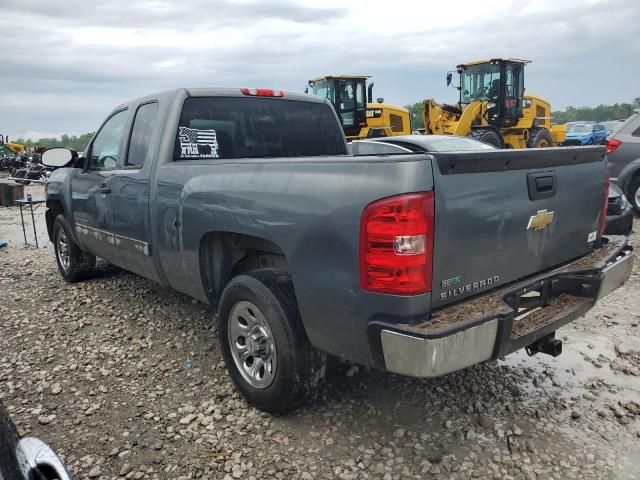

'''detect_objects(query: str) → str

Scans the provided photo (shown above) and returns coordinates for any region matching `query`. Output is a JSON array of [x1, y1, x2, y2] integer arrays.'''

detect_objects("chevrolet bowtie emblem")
[[527, 209, 555, 230]]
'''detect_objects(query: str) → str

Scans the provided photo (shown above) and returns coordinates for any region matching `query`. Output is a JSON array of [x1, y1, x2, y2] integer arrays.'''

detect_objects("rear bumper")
[[372, 237, 634, 378], [605, 206, 634, 236]]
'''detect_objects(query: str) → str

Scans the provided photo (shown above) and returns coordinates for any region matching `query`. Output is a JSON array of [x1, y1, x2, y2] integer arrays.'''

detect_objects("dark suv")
[[607, 110, 640, 212]]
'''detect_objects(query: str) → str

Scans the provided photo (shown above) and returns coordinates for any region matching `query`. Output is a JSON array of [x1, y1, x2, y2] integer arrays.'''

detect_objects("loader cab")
[[457, 59, 527, 128], [308, 76, 368, 138]]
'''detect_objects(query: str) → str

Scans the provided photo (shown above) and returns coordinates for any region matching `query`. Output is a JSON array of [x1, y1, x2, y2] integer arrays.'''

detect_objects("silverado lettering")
[[440, 275, 500, 300]]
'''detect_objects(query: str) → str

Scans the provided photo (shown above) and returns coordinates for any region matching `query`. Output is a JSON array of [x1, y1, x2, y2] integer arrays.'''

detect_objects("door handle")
[[535, 176, 554, 192], [97, 184, 111, 194], [527, 172, 556, 200]]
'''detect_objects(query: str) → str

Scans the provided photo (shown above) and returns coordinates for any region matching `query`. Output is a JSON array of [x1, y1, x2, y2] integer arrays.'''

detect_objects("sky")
[[1, 0, 639, 140]]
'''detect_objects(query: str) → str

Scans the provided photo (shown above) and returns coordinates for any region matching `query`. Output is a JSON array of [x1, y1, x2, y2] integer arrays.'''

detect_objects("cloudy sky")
[[2, 0, 639, 140]]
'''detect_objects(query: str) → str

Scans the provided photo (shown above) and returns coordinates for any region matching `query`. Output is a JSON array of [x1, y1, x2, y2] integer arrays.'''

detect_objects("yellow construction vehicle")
[[307, 75, 411, 140], [422, 59, 566, 148], [0, 134, 26, 155]]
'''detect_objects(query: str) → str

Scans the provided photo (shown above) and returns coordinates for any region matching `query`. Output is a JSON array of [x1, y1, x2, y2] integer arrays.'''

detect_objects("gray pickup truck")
[[42, 87, 634, 412]]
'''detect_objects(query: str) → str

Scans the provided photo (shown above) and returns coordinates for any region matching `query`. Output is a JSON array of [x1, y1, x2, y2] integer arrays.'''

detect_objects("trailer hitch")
[[526, 332, 563, 357]]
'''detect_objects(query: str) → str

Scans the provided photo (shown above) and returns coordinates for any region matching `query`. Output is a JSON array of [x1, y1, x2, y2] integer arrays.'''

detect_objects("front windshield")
[[568, 124, 593, 133], [461, 63, 501, 104], [310, 79, 334, 103]]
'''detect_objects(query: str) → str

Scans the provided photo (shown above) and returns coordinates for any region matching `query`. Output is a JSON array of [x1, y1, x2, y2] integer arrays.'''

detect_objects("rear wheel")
[[526, 128, 554, 148], [218, 269, 326, 413], [52, 215, 96, 282], [627, 176, 640, 214], [469, 129, 503, 148]]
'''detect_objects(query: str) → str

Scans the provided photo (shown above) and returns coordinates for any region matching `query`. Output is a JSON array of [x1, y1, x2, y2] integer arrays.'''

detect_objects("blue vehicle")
[[565, 123, 608, 145]]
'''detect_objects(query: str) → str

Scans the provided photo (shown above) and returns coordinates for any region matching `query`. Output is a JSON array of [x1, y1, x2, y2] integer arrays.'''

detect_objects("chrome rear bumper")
[[376, 238, 634, 378]]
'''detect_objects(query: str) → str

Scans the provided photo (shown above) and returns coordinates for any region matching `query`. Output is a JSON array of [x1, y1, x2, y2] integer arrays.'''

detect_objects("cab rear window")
[[175, 97, 346, 160]]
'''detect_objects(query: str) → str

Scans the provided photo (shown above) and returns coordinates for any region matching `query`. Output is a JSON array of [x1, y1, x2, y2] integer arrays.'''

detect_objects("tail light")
[[599, 173, 610, 236], [606, 138, 621, 154], [240, 88, 284, 97], [360, 192, 434, 295]]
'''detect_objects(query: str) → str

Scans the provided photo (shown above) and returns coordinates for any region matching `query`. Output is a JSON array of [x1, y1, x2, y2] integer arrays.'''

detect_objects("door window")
[[126, 102, 158, 167], [89, 110, 128, 170], [461, 63, 501, 104]]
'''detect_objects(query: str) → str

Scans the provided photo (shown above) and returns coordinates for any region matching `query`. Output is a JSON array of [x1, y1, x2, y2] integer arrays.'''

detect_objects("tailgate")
[[430, 146, 607, 308]]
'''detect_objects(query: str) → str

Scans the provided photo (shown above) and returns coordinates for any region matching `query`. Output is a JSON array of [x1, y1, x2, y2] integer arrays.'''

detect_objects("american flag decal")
[[178, 127, 219, 158]]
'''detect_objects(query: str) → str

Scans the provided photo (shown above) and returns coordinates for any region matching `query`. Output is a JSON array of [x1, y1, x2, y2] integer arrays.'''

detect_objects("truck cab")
[[308, 75, 368, 138]]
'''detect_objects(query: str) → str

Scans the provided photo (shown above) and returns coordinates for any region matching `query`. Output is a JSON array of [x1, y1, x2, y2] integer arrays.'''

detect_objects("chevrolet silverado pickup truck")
[[42, 87, 634, 412]]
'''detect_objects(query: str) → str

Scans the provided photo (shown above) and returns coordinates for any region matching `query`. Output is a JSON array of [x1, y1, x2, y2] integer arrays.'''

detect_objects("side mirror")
[[446, 72, 453, 86], [304, 86, 309, 94], [41, 147, 77, 168]]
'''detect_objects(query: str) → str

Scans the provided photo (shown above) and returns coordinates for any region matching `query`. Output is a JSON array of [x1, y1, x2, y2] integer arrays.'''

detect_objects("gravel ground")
[[1, 182, 639, 480]]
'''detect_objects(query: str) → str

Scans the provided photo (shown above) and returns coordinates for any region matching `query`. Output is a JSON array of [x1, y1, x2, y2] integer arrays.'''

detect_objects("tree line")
[[9, 97, 640, 145], [12, 132, 95, 152], [405, 97, 640, 130]]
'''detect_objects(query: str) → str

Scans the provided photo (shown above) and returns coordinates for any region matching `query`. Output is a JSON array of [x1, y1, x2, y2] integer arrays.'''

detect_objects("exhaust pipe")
[[526, 333, 563, 357], [367, 82, 374, 103]]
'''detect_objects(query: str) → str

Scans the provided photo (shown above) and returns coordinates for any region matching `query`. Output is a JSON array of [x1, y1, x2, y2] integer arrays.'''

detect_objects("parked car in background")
[[0, 401, 72, 480], [564, 120, 584, 130], [353, 136, 634, 236], [564, 123, 607, 145], [604, 182, 634, 235], [602, 120, 625, 138], [349, 134, 496, 154], [607, 110, 640, 213]]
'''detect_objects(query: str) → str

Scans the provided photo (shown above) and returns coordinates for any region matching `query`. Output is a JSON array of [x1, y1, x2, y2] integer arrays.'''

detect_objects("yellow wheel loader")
[[307, 76, 411, 140], [422, 59, 566, 148], [0, 134, 26, 155]]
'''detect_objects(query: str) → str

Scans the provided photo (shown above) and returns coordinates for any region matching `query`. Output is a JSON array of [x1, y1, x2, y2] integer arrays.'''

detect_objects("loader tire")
[[527, 128, 554, 148], [469, 129, 503, 148]]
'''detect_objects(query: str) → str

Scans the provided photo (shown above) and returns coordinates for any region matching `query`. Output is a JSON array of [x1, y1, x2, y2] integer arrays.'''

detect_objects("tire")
[[13, 169, 30, 185], [469, 129, 503, 148], [526, 128, 554, 148], [627, 176, 640, 214], [52, 215, 96, 282], [218, 269, 326, 413]]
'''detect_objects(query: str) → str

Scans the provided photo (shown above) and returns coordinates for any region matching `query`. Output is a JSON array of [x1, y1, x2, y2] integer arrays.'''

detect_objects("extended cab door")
[[109, 101, 161, 281], [71, 109, 128, 262]]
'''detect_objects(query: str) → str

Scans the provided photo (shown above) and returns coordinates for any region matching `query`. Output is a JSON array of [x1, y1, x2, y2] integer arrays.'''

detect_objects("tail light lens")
[[360, 192, 434, 295], [240, 88, 285, 97], [599, 173, 610, 236], [606, 138, 621, 154]]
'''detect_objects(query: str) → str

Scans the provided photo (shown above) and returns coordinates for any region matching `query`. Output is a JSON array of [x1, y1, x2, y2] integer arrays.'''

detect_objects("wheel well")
[[45, 200, 64, 241], [199, 232, 288, 305]]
